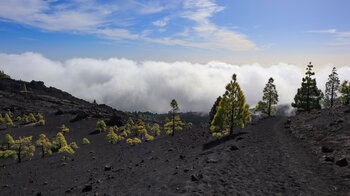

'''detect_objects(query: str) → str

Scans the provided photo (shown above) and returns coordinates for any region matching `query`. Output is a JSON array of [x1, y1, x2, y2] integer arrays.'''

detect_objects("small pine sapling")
[[69, 142, 78, 150], [145, 133, 154, 141], [29, 113, 37, 123], [96, 120, 106, 133], [13, 136, 35, 163], [4, 113, 13, 127], [106, 128, 118, 144], [2, 134, 15, 150], [52, 132, 68, 150], [61, 124, 69, 135], [36, 134, 52, 158], [82, 138, 90, 145], [151, 123, 161, 136]]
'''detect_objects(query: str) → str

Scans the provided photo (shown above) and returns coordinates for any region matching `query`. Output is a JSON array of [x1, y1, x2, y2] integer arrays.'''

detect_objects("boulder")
[[336, 158, 348, 167], [82, 184, 92, 192], [321, 146, 334, 153]]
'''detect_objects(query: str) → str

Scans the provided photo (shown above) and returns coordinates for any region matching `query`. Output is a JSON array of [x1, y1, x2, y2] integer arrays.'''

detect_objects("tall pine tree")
[[209, 96, 222, 124], [164, 99, 184, 136], [340, 80, 350, 105], [324, 67, 340, 109], [292, 62, 323, 113], [255, 77, 279, 116], [211, 74, 251, 136]]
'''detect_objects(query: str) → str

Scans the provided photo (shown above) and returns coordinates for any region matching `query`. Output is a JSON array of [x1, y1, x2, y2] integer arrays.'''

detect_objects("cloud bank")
[[0, 52, 349, 113]]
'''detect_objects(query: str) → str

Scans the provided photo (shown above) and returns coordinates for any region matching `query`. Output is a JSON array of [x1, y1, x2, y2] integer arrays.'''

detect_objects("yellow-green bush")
[[145, 133, 154, 141], [96, 120, 106, 133], [126, 137, 142, 146], [69, 142, 78, 150], [36, 134, 52, 158], [82, 137, 90, 145], [37, 119, 45, 126], [61, 124, 69, 134], [28, 113, 37, 123], [4, 113, 13, 127]]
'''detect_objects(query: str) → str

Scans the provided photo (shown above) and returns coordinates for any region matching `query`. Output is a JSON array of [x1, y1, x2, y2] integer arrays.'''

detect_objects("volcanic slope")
[[1, 115, 349, 195]]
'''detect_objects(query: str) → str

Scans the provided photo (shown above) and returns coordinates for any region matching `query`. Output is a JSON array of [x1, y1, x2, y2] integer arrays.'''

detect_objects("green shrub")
[[61, 124, 69, 134], [126, 137, 141, 146], [106, 128, 118, 144], [36, 134, 52, 158], [36, 113, 44, 120], [4, 113, 13, 127], [37, 120, 45, 126], [151, 123, 161, 136], [28, 113, 37, 123], [96, 120, 106, 133], [0, 114, 4, 124], [58, 145, 75, 154], [69, 142, 78, 150], [82, 138, 90, 145], [0, 150, 17, 160], [145, 133, 154, 141], [2, 134, 14, 150], [52, 132, 68, 150], [16, 116, 22, 121]]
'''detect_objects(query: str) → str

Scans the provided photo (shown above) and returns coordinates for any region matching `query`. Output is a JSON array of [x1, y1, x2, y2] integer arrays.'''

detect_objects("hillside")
[[0, 77, 349, 195]]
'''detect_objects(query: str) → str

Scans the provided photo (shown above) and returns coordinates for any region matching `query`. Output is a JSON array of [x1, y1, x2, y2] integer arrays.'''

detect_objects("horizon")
[[0, 0, 350, 112]]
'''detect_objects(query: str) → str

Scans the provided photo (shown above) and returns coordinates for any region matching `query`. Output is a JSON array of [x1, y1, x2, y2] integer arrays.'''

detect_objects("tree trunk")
[[230, 102, 234, 135], [17, 143, 22, 163], [42, 145, 45, 158], [172, 109, 175, 136]]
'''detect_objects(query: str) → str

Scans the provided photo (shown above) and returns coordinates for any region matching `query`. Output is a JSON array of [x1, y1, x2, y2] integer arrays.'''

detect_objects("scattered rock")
[[191, 173, 203, 181], [229, 145, 239, 151], [206, 158, 218, 163], [324, 156, 335, 162], [321, 146, 334, 153], [36, 192, 42, 196], [336, 158, 348, 167], [29, 179, 34, 183], [61, 162, 68, 166], [179, 155, 186, 160], [104, 165, 112, 171], [43, 181, 48, 185], [70, 111, 88, 122], [82, 184, 92, 192], [168, 148, 174, 152]]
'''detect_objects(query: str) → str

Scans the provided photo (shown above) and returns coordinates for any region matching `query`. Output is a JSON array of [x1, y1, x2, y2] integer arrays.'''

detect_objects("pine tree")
[[292, 62, 323, 113], [61, 124, 69, 135], [106, 128, 118, 144], [165, 99, 185, 136], [13, 136, 35, 163], [340, 80, 350, 105], [28, 113, 37, 123], [36, 134, 52, 158], [0, 70, 10, 79], [211, 74, 251, 136], [209, 96, 222, 124], [2, 134, 14, 150], [96, 120, 106, 133], [52, 132, 68, 150], [82, 137, 90, 145], [151, 123, 161, 136], [255, 77, 279, 116], [4, 113, 13, 127], [324, 67, 340, 109]]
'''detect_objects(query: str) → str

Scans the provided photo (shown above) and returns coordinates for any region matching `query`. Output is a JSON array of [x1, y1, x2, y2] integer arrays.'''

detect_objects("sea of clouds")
[[0, 52, 349, 113]]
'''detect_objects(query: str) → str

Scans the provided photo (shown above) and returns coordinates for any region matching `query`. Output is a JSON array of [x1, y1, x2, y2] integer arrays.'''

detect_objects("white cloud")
[[308, 29, 350, 46], [152, 17, 169, 27], [1, 52, 349, 113]]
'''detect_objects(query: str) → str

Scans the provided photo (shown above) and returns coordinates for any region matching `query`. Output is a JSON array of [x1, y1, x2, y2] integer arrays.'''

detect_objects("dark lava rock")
[[82, 184, 93, 192], [179, 155, 186, 160], [229, 145, 239, 151], [106, 112, 124, 127], [206, 158, 218, 163], [70, 111, 88, 122], [336, 158, 348, 167], [36, 192, 42, 196], [55, 110, 64, 115], [104, 165, 112, 171], [321, 146, 334, 153], [324, 156, 335, 162], [191, 173, 203, 181]]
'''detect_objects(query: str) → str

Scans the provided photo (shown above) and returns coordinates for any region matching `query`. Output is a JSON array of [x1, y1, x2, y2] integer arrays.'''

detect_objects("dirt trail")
[[181, 117, 349, 195]]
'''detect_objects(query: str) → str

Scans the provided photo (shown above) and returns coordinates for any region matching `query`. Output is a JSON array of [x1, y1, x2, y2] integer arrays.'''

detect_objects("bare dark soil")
[[0, 77, 349, 195]]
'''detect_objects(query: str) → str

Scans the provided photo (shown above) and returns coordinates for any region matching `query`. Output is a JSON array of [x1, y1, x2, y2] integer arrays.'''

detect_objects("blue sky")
[[0, 0, 350, 112], [1, 0, 350, 65]]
